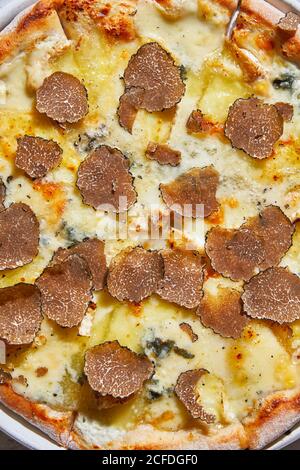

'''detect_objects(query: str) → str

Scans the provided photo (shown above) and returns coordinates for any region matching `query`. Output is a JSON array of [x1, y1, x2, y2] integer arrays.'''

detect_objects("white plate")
[[0, 0, 299, 451]]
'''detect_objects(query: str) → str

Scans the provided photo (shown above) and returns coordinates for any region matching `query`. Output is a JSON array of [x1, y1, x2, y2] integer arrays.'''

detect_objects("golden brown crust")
[[1, 357, 300, 450], [0, 1, 64, 64], [243, 389, 300, 449], [0, 383, 74, 447]]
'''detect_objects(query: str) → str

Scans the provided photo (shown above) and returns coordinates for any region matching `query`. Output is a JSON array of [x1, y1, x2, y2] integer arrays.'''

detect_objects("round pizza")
[[0, 0, 300, 450]]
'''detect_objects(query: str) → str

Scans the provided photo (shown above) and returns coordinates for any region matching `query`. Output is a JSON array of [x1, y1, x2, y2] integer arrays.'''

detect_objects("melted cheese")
[[0, 0, 299, 444]]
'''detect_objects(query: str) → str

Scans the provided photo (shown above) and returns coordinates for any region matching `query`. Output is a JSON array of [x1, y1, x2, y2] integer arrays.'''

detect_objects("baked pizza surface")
[[0, 0, 300, 450]]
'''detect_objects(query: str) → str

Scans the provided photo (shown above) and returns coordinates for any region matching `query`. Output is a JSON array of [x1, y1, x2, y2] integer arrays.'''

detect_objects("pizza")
[[0, 0, 300, 450]]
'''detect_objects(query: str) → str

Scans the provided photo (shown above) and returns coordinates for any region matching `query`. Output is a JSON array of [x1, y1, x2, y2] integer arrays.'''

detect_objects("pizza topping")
[[179, 322, 198, 343], [0, 284, 42, 345], [274, 102, 294, 122], [273, 74, 294, 90], [15, 136, 63, 179], [206, 227, 263, 282], [84, 341, 154, 398], [0, 369, 11, 384], [186, 110, 215, 134], [96, 394, 132, 410], [242, 267, 300, 324], [0, 178, 5, 211], [107, 247, 163, 302], [0, 203, 39, 271], [51, 239, 107, 291], [205, 206, 293, 281], [146, 142, 181, 166], [160, 166, 219, 218], [247, 206, 294, 269], [224, 97, 283, 159], [36, 72, 88, 123], [277, 12, 300, 38], [36, 254, 92, 328], [197, 288, 248, 339], [117, 88, 140, 134], [157, 249, 204, 308], [77, 145, 136, 213], [174, 369, 215, 423], [35, 367, 48, 378], [123, 42, 185, 111], [119, 42, 185, 131]]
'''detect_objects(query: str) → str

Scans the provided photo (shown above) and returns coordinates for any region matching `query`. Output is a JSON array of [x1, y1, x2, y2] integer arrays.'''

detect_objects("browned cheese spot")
[[77, 145, 136, 213], [0, 203, 39, 271], [157, 249, 204, 308], [118, 42, 185, 132], [15, 136, 63, 178], [52, 239, 107, 291], [160, 166, 219, 218], [36, 254, 92, 328], [205, 206, 294, 281], [174, 369, 216, 423], [107, 247, 164, 303], [196, 288, 249, 339], [0, 284, 42, 345], [224, 97, 283, 159], [84, 341, 154, 398], [146, 142, 181, 166], [36, 72, 88, 123], [242, 267, 300, 323]]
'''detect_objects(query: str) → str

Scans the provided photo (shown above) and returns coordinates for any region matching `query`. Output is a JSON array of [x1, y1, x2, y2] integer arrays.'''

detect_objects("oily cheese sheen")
[[0, 0, 299, 449]]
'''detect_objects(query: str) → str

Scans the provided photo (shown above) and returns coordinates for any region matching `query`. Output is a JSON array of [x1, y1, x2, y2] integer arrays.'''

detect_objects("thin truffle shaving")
[[205, 206, 294, 281], [160, 166, 219, 218], [0, 283, 42, 345], [197, 288, 249, 339], [146, 142, 181, 166], [224, 97, 284, 159], [36, 254, 92, 328], [274, 102, 294, 122], [77, 145, 136, 213], [36, 72, 88, 123], [84, 341, 154, 398], [242, 267, 300, 324], [15, 136, 63, 178], [179, 323, 198, 342], [175, 369, 216, 423], [51, 238, 107, 291], [0, 203, 39, 271], [157, 249, 204, 308], [118, 42, 185, 132], [107, 247, 163, 303]]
